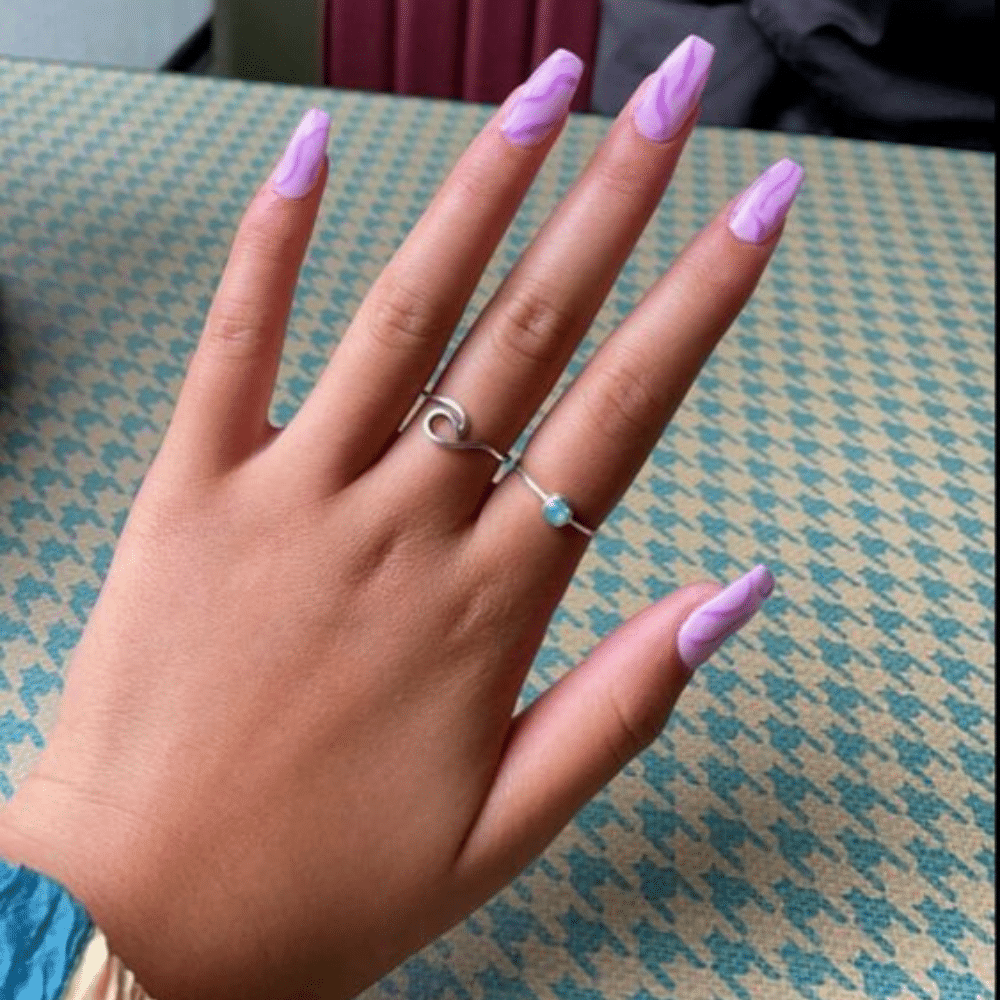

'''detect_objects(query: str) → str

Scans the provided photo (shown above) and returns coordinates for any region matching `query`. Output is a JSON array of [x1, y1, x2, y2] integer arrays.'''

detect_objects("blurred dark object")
[[163, 19, 212, 72], [593, 0, 995, 150]]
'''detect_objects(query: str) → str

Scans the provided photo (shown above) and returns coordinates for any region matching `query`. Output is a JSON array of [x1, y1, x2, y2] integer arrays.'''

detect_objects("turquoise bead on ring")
[[512, 462, 595, 537], [542, 495, 573, 528]]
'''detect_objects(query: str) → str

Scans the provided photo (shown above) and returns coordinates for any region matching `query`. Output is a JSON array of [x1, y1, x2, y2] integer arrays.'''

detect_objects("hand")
[[0, 42, 799, 1000]]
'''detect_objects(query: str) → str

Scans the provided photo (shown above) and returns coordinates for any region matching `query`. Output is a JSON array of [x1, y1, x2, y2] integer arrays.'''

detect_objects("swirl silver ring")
[[421, 395, 509, 466], [419, 393, 594, 538]]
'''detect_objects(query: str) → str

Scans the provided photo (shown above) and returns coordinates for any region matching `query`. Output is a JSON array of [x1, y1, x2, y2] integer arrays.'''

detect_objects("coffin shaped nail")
[[501, 49, 584, 147], [634, 35, 715, 142], [271, 108, 331, 200], [678, 565, 775, 671], [728, 158, 804, 244]]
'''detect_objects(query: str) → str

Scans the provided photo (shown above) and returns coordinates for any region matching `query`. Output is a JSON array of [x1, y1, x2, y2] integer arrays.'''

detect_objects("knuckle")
[[595, 150, 650, 201], [337, 518, 407, 592], [580, 350, 661, 445], [440, 584, 504, 653], [123, 462, 222, 550], [430, 544, 520, 657], [202, 301, 269, 363], [446, 159, 497, 205], [368, 279, 443, 354], [605, 686, 661, 769], [494, 285, 574, 369]]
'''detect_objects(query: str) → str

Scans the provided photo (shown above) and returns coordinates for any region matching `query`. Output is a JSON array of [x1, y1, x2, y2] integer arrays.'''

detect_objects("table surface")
[[0, 56, 994, 1000]]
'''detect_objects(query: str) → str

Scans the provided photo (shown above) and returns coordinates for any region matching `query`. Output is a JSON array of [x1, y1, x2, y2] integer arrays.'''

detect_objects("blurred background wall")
[[2, 0, 993, 150]]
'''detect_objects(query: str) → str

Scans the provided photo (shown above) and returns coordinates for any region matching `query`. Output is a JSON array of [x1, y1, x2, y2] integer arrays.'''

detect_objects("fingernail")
[[270, 108, 331, 199], [501, 49, 584, 147], [634, 35, 715, 142], [677, 565, 775, 671], [728, 158, 805, 244]]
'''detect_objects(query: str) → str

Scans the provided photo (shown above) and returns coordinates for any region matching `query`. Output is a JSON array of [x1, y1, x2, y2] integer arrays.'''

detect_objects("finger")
[[167, 109, 331, 473], [488, 158, 804, 556], [283, 50, 585, 488], [454, 566, 775, 889], [391, 36, 715, 512]]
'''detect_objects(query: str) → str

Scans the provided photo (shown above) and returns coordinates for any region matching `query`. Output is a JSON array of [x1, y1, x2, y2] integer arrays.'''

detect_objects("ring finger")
[[488, 157, 805, 564]]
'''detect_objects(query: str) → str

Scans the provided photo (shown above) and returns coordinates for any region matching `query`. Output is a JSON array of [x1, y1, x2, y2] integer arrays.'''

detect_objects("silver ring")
[[508, 461, 595, 537], [419, 393, 594, 538], [421, 395, 508, 466]]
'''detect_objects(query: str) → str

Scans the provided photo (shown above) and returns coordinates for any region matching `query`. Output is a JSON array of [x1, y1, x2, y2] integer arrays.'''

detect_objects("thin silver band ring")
[[417, 393, 595, 538]]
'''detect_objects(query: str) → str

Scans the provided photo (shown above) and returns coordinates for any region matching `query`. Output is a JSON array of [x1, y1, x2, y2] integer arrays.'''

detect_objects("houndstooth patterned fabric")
[[0, 56, 994, 1000]]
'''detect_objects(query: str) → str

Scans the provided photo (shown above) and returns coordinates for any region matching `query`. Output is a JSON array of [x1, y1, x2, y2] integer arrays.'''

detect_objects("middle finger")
[[396, 36, 716, 510]]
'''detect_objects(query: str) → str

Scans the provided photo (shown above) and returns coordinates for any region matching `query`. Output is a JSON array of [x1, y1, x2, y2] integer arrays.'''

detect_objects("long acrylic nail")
[[677, 565, 775, 671], [270, 108, 331, 199], [634, 35, 715, 142], [501, 49, 584, 147], [728, 158, 804, 244]]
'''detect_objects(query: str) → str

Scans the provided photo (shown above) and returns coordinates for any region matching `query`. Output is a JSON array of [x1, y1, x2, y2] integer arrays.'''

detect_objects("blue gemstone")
[[543, 495, 572, 528]]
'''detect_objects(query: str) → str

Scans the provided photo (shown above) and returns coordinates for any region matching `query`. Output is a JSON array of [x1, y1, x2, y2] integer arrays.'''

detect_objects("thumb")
[[455, 565, 775, 890]]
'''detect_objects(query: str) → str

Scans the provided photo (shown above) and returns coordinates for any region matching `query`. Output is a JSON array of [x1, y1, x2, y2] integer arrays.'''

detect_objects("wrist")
[[0, 775, 164, 997], [0, 773, 120, 918], [0, 773, 270, 1000], [0, 848, 94, 1000]]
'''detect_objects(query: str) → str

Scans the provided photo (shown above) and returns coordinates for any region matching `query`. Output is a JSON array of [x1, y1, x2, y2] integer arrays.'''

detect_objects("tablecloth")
[[0, 56, 994, 1000]]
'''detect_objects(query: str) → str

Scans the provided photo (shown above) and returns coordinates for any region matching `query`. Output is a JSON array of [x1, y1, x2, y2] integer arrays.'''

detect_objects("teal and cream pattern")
[[0, 57, 994, 999]]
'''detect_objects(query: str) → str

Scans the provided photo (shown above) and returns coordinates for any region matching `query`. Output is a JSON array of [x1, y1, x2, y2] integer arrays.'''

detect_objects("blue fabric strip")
[[1, 856, 94, 1000]]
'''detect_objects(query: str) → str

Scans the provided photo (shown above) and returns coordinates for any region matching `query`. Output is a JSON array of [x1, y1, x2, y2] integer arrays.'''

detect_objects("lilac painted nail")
[[634, 35, 715, 142], [677, 565, 775, 671], [729, 158, 805, 244], [501, 49, 584, 147], [270, 108, 331, 199]]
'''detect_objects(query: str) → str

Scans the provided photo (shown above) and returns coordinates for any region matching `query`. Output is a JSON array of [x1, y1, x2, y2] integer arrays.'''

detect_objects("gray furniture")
[[0, 0, 211, 70]]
